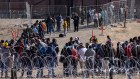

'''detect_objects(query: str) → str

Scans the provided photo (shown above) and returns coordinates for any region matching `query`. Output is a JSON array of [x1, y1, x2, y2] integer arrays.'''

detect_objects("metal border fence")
[[69, 0, 140, 28], [69, 1, 130, 28], [0, 1, 139, 28], [31, 5, 67, 19]]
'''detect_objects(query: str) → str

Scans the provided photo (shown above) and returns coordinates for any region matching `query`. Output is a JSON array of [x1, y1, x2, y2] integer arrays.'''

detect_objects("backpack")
[[47, 44, 56, 57], [39, 47, 46, 56], [59, 33, 64, 37]]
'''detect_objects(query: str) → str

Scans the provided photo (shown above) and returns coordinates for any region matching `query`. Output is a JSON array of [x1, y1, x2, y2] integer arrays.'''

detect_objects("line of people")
[[31, 14, 80, 37]]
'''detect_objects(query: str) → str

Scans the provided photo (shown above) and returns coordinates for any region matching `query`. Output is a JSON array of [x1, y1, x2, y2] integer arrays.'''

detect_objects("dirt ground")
[[50, 21, 140, 49], [0, 20, 140, 48]]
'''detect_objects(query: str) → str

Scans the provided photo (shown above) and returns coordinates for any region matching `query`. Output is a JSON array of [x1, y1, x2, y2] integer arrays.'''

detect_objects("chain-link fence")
[[127, 0, 140, 19], [0, 1, 139, 27], [31, 5, 67, 19], [70, 6, 87, 27], [0, 2, 27, 19], [0, 2, 29, 40], [70, 0, 140, 28], [0, 2, 29, 27], [135, 5, 140, 19], [0, 1, 139, 39]]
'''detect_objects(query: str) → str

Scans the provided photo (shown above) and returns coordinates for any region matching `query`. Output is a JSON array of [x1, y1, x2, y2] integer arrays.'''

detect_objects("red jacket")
[[18, 44, 24, 57], [72, 48, 78, 60], [125, 44, 132, 58]]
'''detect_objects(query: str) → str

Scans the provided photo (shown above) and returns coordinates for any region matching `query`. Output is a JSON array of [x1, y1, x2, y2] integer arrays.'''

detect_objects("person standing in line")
[[47, 16, 54, 35], [63, 18, 68, 36], [106, 35, 112, 47], [48, 38, 59, 66], [59, 43, 72, 77], [66, 16, 70, 31], [45, 18, 49, 34], [85, 45, 96, 78], [38, 21, 44, 38], [94, 11, 99, 27], [68, 37, 75, 46], [46, 39, 59, 78], [41, 20, 47, 38], [77, 43, 87, 75], [56, 14, 62, 32], [73, 13, 79, 32], [52, 15, 56, 29]]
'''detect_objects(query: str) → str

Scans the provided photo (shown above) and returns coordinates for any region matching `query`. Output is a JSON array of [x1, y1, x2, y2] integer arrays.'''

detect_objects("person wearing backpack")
[[60, 43, 72, 77], [35, 39, 47, 78]]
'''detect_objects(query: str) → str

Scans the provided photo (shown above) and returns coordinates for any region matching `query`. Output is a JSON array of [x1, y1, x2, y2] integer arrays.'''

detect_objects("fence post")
[[109, 68, 113, 79], [86, 6, 88, 27], [124, 7, 126, 28], [11, 55, 17, 79], [65, 5, 67, 17]]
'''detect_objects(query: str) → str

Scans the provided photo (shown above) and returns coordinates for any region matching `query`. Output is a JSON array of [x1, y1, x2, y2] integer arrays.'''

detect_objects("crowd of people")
[[0, 14, 139, 78], [30, 13, 80, 38], [0, 21, 140, 78]]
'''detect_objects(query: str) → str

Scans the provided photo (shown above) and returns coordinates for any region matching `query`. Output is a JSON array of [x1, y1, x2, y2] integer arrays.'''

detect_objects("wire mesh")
[[31, 5, 67, 19]]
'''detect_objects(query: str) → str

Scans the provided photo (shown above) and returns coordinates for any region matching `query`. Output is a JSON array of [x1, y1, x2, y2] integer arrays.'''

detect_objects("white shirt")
[[85, 48, 96, 58], [120, 8, 124, 14], [40, 41, 47, 47], [95, 13, 98, 20], [98, 13, 102, 19], [33, 27, 38, 34], [110, 4, 114, 16], [78, 48, 87, 62]]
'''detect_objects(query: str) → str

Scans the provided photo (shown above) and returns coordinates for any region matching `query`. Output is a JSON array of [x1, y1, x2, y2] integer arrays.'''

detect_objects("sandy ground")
[[0, 20, 140, 48], [50, 21, 140, 49]]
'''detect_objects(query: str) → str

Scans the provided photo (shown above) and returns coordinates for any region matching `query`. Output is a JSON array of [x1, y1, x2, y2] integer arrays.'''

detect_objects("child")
[[63, 18, 68, 36]]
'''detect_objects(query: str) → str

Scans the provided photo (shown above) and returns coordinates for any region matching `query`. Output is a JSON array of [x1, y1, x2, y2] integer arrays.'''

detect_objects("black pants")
[[57, 22, 61, 32], [99, 18, 103, 26], [74, 23, 79, 32], [63, 62, 69, 76], [94, 19, 98, 27], [85, 59, 94, 77], [71, 59, 78, 76], [63, 59, 77, 76]]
